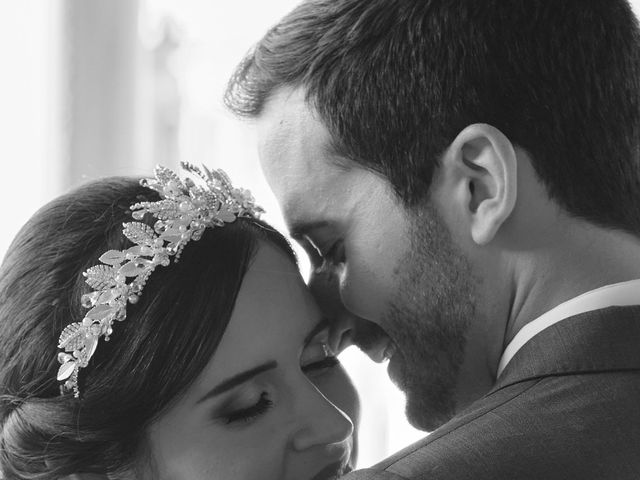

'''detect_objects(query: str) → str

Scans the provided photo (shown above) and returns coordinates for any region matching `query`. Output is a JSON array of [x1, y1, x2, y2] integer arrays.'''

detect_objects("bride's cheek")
[[312, 366, 358, 417]]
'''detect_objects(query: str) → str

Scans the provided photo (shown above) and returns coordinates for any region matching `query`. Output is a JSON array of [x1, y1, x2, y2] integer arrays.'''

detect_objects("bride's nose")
[[290, 385, 354, 451]]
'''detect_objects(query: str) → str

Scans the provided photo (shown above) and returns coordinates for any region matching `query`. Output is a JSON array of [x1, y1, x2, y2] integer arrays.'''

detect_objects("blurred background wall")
[[5, 0, 640, 469]]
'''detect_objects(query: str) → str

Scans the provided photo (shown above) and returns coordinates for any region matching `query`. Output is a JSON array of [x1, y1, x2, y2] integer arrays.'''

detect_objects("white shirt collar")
[[497, 279, 640, 377]]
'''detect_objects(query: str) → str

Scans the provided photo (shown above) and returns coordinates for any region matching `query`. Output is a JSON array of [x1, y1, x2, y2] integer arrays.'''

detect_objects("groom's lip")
[[361, 337, 397, 363], [383, 341, 397, 361], [310, 460, 351, 480], [350, 319, 396, 363]]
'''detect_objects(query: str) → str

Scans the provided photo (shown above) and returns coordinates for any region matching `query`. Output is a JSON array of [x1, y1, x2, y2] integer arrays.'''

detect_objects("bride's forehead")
[[239, 241, 306, 300], [214, 241, 319, 353], [176, 243, 320, 397]]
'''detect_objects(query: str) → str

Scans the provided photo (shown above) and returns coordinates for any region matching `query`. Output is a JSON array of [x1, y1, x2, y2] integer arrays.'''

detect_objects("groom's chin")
[[404, 390, 457, 432], [387, 350, 457, 431]]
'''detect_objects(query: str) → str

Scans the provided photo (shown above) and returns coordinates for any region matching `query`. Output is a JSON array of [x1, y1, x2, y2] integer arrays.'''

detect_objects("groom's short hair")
[[226, 0, 640, 236]]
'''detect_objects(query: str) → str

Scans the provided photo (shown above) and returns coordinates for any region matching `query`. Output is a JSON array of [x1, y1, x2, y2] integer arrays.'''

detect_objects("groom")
[[226, 0, 640, 478]]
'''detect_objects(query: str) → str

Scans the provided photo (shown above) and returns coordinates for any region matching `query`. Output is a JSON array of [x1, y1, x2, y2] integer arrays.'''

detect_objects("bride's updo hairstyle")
[[0, 177, 295, 479]]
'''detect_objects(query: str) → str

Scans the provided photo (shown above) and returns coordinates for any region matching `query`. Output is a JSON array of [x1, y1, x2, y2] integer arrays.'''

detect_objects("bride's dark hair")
[[0, 177, 295, 479]]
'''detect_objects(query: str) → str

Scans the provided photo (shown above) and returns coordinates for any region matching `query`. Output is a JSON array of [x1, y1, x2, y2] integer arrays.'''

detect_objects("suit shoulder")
[[371, 373, 640, 479], [342, 468, 409, 480]]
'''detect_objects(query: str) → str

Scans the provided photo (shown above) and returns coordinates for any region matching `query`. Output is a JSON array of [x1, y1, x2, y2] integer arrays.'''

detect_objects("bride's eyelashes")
[[301, 355, 341, 375], [301, 340, 341, 378], [220, 392, 274, 425]]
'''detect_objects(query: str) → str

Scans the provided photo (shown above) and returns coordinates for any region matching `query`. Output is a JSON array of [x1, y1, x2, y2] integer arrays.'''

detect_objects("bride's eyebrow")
[[197, 361, 278, 404], [304, 317, 329, 347], [196, 320, 328, 405]]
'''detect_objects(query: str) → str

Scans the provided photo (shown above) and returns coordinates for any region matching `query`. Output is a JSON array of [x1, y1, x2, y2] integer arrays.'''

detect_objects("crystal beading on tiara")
[[56, 162, 264, 397]]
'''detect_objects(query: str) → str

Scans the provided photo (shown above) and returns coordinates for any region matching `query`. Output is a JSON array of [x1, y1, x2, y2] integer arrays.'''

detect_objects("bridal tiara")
[[56, 163, 264, 397]]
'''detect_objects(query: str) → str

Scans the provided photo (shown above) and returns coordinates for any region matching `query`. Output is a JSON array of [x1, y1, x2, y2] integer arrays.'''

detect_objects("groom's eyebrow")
[[197, 361, 278, 402]]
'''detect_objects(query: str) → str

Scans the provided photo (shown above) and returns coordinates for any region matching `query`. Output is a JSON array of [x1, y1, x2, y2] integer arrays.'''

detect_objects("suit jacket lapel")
[[493, 305, 640, 392]]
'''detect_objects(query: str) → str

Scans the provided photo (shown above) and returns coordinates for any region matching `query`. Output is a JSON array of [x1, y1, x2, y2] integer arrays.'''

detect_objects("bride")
[[0, 164, 359, 480]]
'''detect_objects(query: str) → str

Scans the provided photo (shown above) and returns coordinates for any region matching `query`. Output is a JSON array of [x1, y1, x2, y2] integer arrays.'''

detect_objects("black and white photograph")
[[1, 1, 640, 479]]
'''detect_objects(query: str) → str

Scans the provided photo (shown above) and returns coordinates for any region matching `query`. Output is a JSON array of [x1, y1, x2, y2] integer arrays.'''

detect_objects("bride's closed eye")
[[223, 392, 274, 424], [215, 391, 274, 426]]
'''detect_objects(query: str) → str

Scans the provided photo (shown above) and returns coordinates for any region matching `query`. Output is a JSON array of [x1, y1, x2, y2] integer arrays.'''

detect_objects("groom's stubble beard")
[[384, 203, 477, 432]]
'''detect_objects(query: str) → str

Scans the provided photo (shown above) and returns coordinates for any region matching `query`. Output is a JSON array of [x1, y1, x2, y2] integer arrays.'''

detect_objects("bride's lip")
[[310, 460, 351, 480]]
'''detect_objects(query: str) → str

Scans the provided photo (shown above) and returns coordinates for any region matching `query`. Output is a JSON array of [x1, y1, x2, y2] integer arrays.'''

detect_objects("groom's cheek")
[[309, 270, 356, 352]]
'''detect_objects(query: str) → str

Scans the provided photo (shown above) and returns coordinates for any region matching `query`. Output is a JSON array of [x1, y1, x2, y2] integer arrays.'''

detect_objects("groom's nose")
[[309, 268, 359, 353], [310, 267, 393, 362], [308, 266, 342, 318]]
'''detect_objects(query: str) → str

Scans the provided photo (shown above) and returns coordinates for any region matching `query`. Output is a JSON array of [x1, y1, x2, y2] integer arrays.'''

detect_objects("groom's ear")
[[433, 123, 518, 245]]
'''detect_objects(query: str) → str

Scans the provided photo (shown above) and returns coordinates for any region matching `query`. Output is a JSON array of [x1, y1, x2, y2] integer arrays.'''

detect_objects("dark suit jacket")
[[343, 306, 640, 479]]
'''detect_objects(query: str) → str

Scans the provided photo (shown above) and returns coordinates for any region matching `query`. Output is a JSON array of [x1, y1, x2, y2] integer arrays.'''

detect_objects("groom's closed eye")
[[289, 221, 332, 267], [319, 239, 345, 267], [298, 236, 323, 270], [301, 235, 345, 275]]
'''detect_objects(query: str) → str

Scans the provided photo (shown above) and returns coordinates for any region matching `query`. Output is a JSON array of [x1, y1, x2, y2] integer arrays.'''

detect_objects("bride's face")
[[146, 241, 358, 480]]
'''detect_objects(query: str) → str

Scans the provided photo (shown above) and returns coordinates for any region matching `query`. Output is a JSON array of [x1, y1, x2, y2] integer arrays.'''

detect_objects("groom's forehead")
[[256, 86, 366, 230], [259, 87, 309, 137], [258, 98, 344, 180], [258, 87, 336, 156]]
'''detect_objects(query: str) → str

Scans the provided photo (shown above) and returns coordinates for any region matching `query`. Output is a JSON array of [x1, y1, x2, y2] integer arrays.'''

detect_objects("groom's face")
[[257, 87, 476, 430]]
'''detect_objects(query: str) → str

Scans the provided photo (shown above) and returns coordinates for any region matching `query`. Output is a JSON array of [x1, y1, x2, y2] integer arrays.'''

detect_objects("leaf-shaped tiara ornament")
[[56, 163, 264, 397]]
